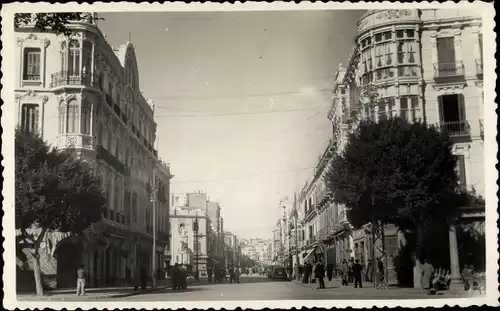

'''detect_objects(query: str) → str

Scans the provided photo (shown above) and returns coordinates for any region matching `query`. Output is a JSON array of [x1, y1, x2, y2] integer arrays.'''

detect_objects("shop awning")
[[302, 248, 315, 261]]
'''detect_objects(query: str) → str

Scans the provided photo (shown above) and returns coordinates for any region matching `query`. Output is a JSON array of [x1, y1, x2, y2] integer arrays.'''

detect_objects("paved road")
[[119, 275, 468, 301]]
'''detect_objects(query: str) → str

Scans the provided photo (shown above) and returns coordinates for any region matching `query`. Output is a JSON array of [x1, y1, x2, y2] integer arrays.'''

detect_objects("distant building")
[[170, 193, 210, 274]]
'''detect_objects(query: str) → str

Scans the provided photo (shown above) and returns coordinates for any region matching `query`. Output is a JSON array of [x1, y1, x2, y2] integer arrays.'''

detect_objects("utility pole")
[[150, 100, 157, 289], [194, 211, 199, 281], [294, 206, 300, 281], [151, 162, 157, 289]]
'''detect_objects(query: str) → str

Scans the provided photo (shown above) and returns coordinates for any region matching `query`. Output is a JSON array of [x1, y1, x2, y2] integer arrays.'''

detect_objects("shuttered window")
[[23, 48, 41, 81], [21, 104, 39, 133]]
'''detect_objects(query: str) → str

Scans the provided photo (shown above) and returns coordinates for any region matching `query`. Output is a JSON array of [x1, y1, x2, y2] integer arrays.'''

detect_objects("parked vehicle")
[[271, 266, 288, 281]]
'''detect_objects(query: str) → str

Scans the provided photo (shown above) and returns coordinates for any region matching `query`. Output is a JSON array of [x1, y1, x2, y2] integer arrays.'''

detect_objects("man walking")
[[353, 259, 363, 288], [314, 260, 326, 289], [76, 264, 86, 296]]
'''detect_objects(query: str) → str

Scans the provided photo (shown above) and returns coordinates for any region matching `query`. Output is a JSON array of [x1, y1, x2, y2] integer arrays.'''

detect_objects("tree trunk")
[[412, 223, 425, 289], [32, 249, 45, 296]]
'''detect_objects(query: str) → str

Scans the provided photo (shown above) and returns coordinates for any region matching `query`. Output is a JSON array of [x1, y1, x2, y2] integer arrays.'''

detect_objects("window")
[[375, 33, 382, 42], [407, 30, 415, 38], [398, 66, 418, 77], [60, 42, 68, 72], [400, 97, 409, 121], [397, 42, 405, 63], [388, 97, 396, 118], [377, 100, 387, 121], [438, 94, 467, 135], [396, 30, 404, 39], [437, 37, 455, 64], [23, 48, 41, 81], [375, 45, 383, 67], [383, 31, 392, 41], [82, 41, 92, 74], [81, 102, 91, 135], [68, 40, 81, 76], [408, 42, 416, 64], [21, 104, 39, 133], [410, 96, 419, 121], [400, 96, 419, 122], [385, 43, 392, 65], [456, 155, 467, 187], [67, 100, 79, 133]]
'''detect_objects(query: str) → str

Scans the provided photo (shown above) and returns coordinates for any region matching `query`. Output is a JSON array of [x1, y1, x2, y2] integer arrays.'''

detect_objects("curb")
[[18, 279, 205, 301]]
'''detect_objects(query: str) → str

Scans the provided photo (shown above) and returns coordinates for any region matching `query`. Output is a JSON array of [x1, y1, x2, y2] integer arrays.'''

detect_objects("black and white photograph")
[[1, 2, 498, 309]]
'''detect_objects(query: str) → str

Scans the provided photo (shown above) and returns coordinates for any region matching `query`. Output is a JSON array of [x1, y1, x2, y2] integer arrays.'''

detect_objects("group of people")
[[299, 260, 326, 289], [207, 266, 241, 284]]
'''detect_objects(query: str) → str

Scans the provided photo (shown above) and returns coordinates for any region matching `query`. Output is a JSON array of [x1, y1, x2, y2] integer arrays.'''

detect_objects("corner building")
[[14, 16, 170, 289], [337, 9, 484, 286]]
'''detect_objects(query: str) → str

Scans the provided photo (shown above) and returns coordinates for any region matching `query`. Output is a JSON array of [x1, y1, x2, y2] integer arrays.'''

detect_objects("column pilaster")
[[449, 222, 461, 282]]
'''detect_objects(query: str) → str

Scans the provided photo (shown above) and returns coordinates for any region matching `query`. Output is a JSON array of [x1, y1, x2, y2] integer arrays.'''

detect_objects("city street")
[[119, 275, 471, 301]]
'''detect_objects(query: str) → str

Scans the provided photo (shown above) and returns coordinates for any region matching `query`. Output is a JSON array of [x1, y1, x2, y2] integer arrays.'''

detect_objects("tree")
[[15, 127, 105, 295], [324, 117, 465, 286], [14, 13, 103, 36]]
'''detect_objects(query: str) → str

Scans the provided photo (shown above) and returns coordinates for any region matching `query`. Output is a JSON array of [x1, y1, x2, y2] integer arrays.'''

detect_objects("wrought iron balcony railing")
[[433, 61, 465, 78], [50, 71, 97, 88], [439, 120, 471, 137]]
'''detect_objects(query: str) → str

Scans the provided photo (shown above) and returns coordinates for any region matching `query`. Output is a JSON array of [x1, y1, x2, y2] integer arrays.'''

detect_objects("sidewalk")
[[17, 277, 202, 301], [291, 278, 471, 298]]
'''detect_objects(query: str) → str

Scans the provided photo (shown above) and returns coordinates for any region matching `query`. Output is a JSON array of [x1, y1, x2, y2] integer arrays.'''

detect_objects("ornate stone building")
[[14, 16, 171, 289], [323, 9, 484, 287]]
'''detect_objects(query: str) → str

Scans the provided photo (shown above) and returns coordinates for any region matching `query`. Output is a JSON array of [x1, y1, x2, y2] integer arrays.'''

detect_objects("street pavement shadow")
[[190, 276, 281, 287], [162, 287, 207, 294]]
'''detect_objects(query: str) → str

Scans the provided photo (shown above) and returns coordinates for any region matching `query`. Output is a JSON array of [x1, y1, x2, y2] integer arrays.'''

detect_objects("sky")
[[98, 10, 365, 239]]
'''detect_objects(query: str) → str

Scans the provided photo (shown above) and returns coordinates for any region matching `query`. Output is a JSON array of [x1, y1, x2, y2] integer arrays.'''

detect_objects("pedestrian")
[[421, 258, 434, 292], [341, 260, 349, 286], [207, 267, 213, 284], [326, 262, 333, 282], [353, 259, 363, 288], [234, 267, 240, 283], [314, 260, 326, 289], [376, 258, 385, 289], [348, 258, 354, 283], [365, 259, 372, 282], [76, 264, 86, 296]]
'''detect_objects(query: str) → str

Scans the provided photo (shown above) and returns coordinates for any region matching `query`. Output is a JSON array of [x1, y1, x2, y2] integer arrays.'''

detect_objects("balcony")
[[96, 145, 125, 174], [476, 59, 483, 77], [50, 71, 97, 89], [439, 120, 470, 138], [433, 61, 465, 80]]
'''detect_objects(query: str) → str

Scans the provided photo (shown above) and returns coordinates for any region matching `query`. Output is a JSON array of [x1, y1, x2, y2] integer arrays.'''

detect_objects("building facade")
[[170, 206, 209, 274], [354, 8, 484, 285], [15, 16, 169, 289]]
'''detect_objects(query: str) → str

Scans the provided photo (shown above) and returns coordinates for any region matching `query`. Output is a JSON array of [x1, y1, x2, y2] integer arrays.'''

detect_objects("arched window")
[[81, 101, 91, 135], [68, 40, 81, 76], [67, 99, 79, 133], [82, 40, 92, 74], [60, 42, 68, 72], [58, 102, 66, 134]]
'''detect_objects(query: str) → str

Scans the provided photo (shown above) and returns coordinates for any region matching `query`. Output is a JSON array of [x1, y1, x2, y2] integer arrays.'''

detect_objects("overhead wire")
[[154, 105, 330, 118], [170, 166, 316, 184]]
